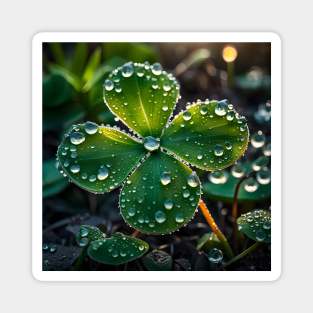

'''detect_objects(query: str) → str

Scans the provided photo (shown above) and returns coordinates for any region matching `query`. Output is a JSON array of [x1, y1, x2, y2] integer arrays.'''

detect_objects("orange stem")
[[199, 199, 234, 258]]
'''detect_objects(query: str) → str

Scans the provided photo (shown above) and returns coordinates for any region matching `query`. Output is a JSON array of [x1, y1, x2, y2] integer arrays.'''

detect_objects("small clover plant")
[[57, 61, 249, 235]]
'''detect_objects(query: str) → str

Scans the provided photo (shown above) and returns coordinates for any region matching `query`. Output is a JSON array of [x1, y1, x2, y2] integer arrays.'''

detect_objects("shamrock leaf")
[[57, 61, 249, 234], [87, 232, 149, 265]]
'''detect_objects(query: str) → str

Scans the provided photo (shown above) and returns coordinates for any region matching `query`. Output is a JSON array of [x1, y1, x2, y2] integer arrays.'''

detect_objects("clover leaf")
[[57, 61, 249, 234], [237, 209, 271, 243], [87, 232, 149, 265]]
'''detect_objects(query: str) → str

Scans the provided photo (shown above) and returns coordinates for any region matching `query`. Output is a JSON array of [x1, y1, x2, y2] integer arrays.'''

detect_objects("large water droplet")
[[151, 63, 162, 75], [252, 156, 269, 171], [263, 143, 271, 156], [155, 210, 166, 223], [215, 100, 228, 116], [187, 172, 199, 188], [175, 213, 184, 223], [231, 164, 245, 178], [183, 111, 192, 121], [104, 79, 114, 91], [70, 131, 85, 145], [251, 130, 266, 148], [143, 136, 160, 151], [244, 177, 259, 192], [70, 164, 80, 174], [208, 248, 223, 264], [209, 171, 228, 184], [256, 168, 271, 185], [214, 144, 224, 156], [84, 121, 98, 135], [127, 207, 136, 217], [255, 229, 266, 242], [164, 199, 174, 210], [122, 63, 134, 77], [97, 166, 109, 180], [160, 172, 171, 185]]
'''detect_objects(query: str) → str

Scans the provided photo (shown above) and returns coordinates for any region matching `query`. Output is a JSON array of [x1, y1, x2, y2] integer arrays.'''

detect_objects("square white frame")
[[32, 32, 281, 282]]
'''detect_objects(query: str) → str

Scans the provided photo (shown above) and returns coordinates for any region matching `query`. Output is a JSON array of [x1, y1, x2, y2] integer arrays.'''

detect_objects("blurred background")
[[42, 42, 271, 271]]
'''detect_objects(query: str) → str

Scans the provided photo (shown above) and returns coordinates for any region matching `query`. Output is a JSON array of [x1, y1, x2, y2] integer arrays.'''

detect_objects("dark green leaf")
[[237, 209, 271, 243], [57, 123, 146, 193], [120, 151, 201, 234], [71, 43, 88, 75], [103, 62, 180, 137], [49, 43, 65, 66], [203, 162, 270, 203], [49, 64, 82, 91], [82, 64, 112, 93], [103, 43, 157, 63], [82, 47, 102, 83], [75, 225, 106, 247], [161, 100, 249, 171], [43, 73, 74, 107], [43, 159, 68, 197], [87, 232, 149, 265], [142, 250, 173, 271]]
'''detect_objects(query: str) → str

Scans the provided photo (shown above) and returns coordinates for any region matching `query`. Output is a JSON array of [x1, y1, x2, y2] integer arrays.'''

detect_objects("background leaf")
[[237, 209, 271, 243]]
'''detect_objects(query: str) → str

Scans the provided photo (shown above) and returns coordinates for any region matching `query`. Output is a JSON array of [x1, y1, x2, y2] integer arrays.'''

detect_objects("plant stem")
[[231, 175, 248, 247], [131, 230, 140, 237], [198, 199, 234, 259], [223, 242, 262, 268]]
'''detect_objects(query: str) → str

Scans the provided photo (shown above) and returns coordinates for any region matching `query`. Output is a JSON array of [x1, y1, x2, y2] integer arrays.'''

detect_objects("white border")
[[32, 32, 281, 282]]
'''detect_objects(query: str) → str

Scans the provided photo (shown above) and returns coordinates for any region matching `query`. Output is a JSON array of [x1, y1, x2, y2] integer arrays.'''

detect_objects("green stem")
[[223, 242, 262, 268], [199, 199, 234, 259]]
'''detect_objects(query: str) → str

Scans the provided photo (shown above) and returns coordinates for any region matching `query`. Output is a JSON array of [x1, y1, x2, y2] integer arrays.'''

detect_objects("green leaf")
[[71, 43, 88, 75], [43, 103, 85, 132], [75, 225, 106, 247], [49, 64, 82, 91], [82, 64, 112, 93], [203, 162, 270, 203], [120, 151, 201, 234], [57, 123, 146, 193], [49, 43, 65, 66], [103, 43, 157, 63], [196, 232, 224, 253], [237, 209, 271, 243], [87, 232, 149, 265], [43, 73, 74, 107], [103, 62, 180, 138], [82, 47, 102, 83], [142, 250, 173, 271], [43, 159, 68, 197], [161, 100, 249, 171]]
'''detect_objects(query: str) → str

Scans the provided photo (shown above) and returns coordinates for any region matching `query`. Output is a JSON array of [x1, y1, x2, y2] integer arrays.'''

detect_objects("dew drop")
[[200, 106, 208, 115], [89, 175, 96, 182], [255, 229, 266, 242], [208, 248, 223, 264], [226, 111, 235, 121], [256, 168, 271, 185], [84, 121, 98, 135], [187, 172, 199, 188], [183, 111, 192, 121], [104, 79, 114, 91], [251, 130, 266, 148], [70, 164, 80, 174], [231, 164, 245, 178], [143, 136, 160, 151], [215, 100, 228, 116], [214, 144, 224, 156], [97, 166, 109, 180], [175, 213, 184, 223], [160, 172, 171, 185], [127, 207, 136, 217], [164, 199, 174, 210], [70, 131, 85, 145], [263, 143, 271, 156], [244, 177, 259, 192], [155, 210, 166, 223], [209, 171, 228, 184], [183, 189, 190, 198], [121, 63, 134, 77], [151, 63, 162, 75]]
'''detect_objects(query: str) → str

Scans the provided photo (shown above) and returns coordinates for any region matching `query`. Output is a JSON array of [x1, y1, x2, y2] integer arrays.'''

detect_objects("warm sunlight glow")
[[223, 46, 238, 63]]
